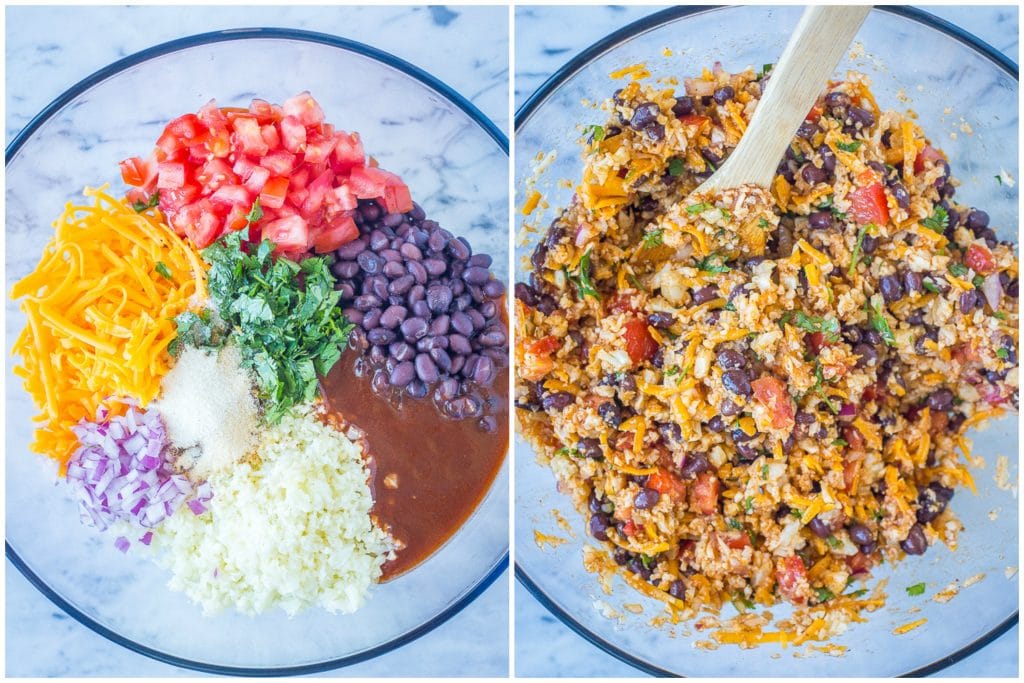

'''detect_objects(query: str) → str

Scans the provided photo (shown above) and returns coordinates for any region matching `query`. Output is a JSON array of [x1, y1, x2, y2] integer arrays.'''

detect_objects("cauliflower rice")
[[154, 405, 394, 616]]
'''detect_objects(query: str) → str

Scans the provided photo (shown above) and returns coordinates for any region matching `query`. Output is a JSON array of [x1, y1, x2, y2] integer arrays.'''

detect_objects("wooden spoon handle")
[[698, 5, 870, 193]]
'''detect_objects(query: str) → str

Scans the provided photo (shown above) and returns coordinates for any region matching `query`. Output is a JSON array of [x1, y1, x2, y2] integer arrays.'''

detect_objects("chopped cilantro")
[[696, 253, 731, 274], [947, 262, 970, 279], [583, 124, 606, 143], [131, 192, 160, 213], [642, 229, 664, 249], [154, 261, 173, 280], [972, 275, 985, 289], [686, 201, 712, 214], [758, 217, 770, 230], [792, 311, 841, 342], [723, 301, 737, 312], [245, 198, 263, 225], [997, 348, 1009, 360], [867, 299, 896, 346], [790, 508, 803, 519], [668, 157, 685, 177], [835, 140, 862, 153], [640, 554, 655, 569], [906, 582, 926, 597], [814, 587, 835, 603], [849, 223, 874, 276], [826, 535, 841, 549], [872, 509, 884, 521], [993, 311, 1008, 320], [556, 447, 583, 459], [726, 518, 744, 530], [761, 464, 769, 478], [846, 588, 869, 598], [923, 279, 940, 294], [566, 248, 600, 300], [759, 63, 774, 78], [743, 497, 754, 513], [626, 272, 648, 292], [921, 206, 949, 233], [168, 308, 226, 358], [832, 438, 848, 447], [995, 174, 1003, 186]]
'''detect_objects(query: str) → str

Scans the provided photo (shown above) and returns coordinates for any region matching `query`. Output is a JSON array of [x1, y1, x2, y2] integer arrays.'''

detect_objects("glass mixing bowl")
[[515, 6, 1017, 676], [6, 28, 508, 674]]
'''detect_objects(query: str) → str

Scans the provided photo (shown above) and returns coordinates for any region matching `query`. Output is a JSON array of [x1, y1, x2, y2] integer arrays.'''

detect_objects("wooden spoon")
[[694, 5, 870, 199]]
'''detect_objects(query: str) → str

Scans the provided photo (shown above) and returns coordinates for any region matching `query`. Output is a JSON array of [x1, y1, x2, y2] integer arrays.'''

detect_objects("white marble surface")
[[5, 5, 508, 677], [514, 5, 1018, 678]]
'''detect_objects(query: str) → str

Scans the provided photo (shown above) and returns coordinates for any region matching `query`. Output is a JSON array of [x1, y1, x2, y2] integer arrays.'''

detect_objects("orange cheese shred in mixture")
[[10, 186, 207, 470]]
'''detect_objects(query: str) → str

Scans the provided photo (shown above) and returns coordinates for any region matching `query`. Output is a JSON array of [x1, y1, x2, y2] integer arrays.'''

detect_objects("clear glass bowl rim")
[[5, 26, 509, 676], [513, 4, 1018, 677]]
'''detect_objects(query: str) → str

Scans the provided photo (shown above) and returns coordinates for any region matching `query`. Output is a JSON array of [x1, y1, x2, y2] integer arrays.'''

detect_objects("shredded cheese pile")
[[11, 186, 206, 470]]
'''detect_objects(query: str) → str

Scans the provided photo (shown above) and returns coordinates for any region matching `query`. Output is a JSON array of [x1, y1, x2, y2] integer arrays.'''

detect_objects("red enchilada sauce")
[[320, 351, 507, 579]]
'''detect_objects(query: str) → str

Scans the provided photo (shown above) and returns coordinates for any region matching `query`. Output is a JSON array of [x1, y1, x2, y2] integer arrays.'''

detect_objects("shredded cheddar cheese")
[[10, 187, 207, 470]]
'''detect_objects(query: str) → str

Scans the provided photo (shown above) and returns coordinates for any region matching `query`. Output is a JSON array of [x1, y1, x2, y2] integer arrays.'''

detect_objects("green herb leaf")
[[743, 496, 754, 514], [906, 582, 926, 597], [923, 279, 940, 294], [686, 201, 712, 215], [814, 587, 835, 603], [792, 311, 841, 342], [640, 554, 655, 569], [832, 438, 848, 447], [873, 509, 884, 522], [997, 348, 1009, 360], [696, 253, 731, 274], [668, 157, 685, 177], [948, 262, 970, 278], [556, 446, 583, 459], [723, 301, 736, 312], [995, 174, 1003, 186], [826, 535, 841, 549], [790, 508, 803, 519], [642, 229, 664, 249], [972, 275, 985, 289], [727, 518, 744, 530], [131, 192, 160, 213], [758, 217, 770, 230], [759, 63, 774, 78], [583, 124, 606, 143], [197, 232, 353, 423], [993, 311, 1007, 320], [154, 261, 173, 280], [245, 198, 264, 225], [566, 248, 600, 300], [921, 206, 949, 233], [846, 588, 869, 598], [848, 223, 874, 276], [835, 140, 862, 153], [867, 299, 896, 346]]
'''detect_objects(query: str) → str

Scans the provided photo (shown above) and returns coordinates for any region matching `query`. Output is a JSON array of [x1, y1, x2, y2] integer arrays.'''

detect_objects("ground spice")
[[154, 343, 258, 480]]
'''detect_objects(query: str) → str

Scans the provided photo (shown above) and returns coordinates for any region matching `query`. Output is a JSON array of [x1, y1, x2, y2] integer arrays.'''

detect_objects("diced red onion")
[[64, 402, 214, 549], [139, 531, 153, 546], [982, 273, 1002, 311]]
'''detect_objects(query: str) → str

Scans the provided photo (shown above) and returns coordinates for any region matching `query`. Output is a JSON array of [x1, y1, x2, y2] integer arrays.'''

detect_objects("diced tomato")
[[624, 318, 659, 364], [606, 293, 638, 314], [843, 424, 866, 451], [805, 103, 823, 123], [242, 165, 271, 194], [260, 124, 281, 151], [647, 469, 687, 499], [223, 204, 249, 232], [751, 376, 795, 430], [806, 331, 829, 355], [677, 114, 709, 128], [348, 166, 389, 200], [722, 532, 751, 550], [182, 200, 222, 248], [259, 149, 297, 176], [197, 101, 229, 132], [381, 173, 413, 214], [965, 244, 996, 276], [210, 184, 252, 208], [331, 183, 359, 211], [311, 215, 358, 253], [195, 158, 236, 193], [332, 131, 365, 171], [301, 170, 336, 217], [159, 184, 200, 212], [288, 167, 311, 191], [913, 144, 945, 175], [526, 335, 560, 355], [262, 214, 309, 252], [282, 91, 325, 126], [154, 130, 184, 161], [119, 156, 156, 189], [248, 98, 282, 124], [842, 457, 861, 492], [952, 342, 981, 364], [156, 162, 187, 190], [231, 116, 270, 157], [164, 113, 208, 147], [848, 182, 889, 226], [260, 176, 289, 210], [304, 132, 339, 165], [620, 518, 637, 537], [776, 556, 810, 605], [279, 115, 307, 153], [288, 188, 310, 208], [690, 472, 719, 515]]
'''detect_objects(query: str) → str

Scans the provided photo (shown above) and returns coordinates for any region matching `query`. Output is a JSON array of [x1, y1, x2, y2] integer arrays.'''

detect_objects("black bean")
[[463, 266, 490, 285], [668, 579, 686, 600], [847, 524, 873, 546], [959, 289, 981, 314], [410, 300, 429, 318], [818, 145, 836, 173], [480, 301, 498, 319], [854, 343, 879, 368], [541, 391, 574, 411], [900, 523, 928, 555], [380, 305, 407, 329], [349, 327, 368, 351], [706, 415, 727, 433], [479, 328, 507, 347], [589, 513, 610, 541], [369, 344, 387, 364], [473, 356, 495, 385], [808, 210, 833, 230], [824, 91, 850, 109], [343, 308, 364, 326], [720, 399, 740, 417], [713, 86, 735, 105], [336, 238, 367, 260], [716, 349, 746, 370], [645, 122, 665, 141], [399, 243, 422, 261], [429, 314, 451, 336], [672, 96, 694, 117], [796, 120, 820, 140], [414, 353, 439, 383], [891, 183, 910, 210], [448, 311, 472, 337], [354, 294, 382, 312], [692, 285, 719, 305], [388, 361, 415, 387], [598, 401, 622, 428], [680, 452, 710, 478], [400, 316, 429, 341], [966, 209, 990, 232], [722, 369, 752, 395], [927, 388, 954, 412], [807, 517, 831, 538], [731, 426, 756, 443], [332, 260, 361, 279], [864, 328, 883, 346], [428, 347, 452, 373], [801, 164, 827, 185], [861, 234, 878, 254], [483, 279, 505, 299], [916, 482, 954, 523], [735, 442, 760, 462], [846, 106, 875, 130], [634, 488, 661, 510], [367, 328, 395, 345], [647, 312, 675, 329], [659, 422, 682, 444], [405, 380, 427, 399], [426, 285, 453, 313], [904, 271, 924, 294], [630, 102, 660, 130], [448, 237, 471, 262], [578, 438, 602, 460], [879, 274, 904, 303], [449, 333, 472, 355]]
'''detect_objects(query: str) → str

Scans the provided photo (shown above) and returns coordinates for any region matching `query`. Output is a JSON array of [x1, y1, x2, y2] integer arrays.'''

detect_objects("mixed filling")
[[12, 92, 508, 616], [515, 63, 1018, 642]]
